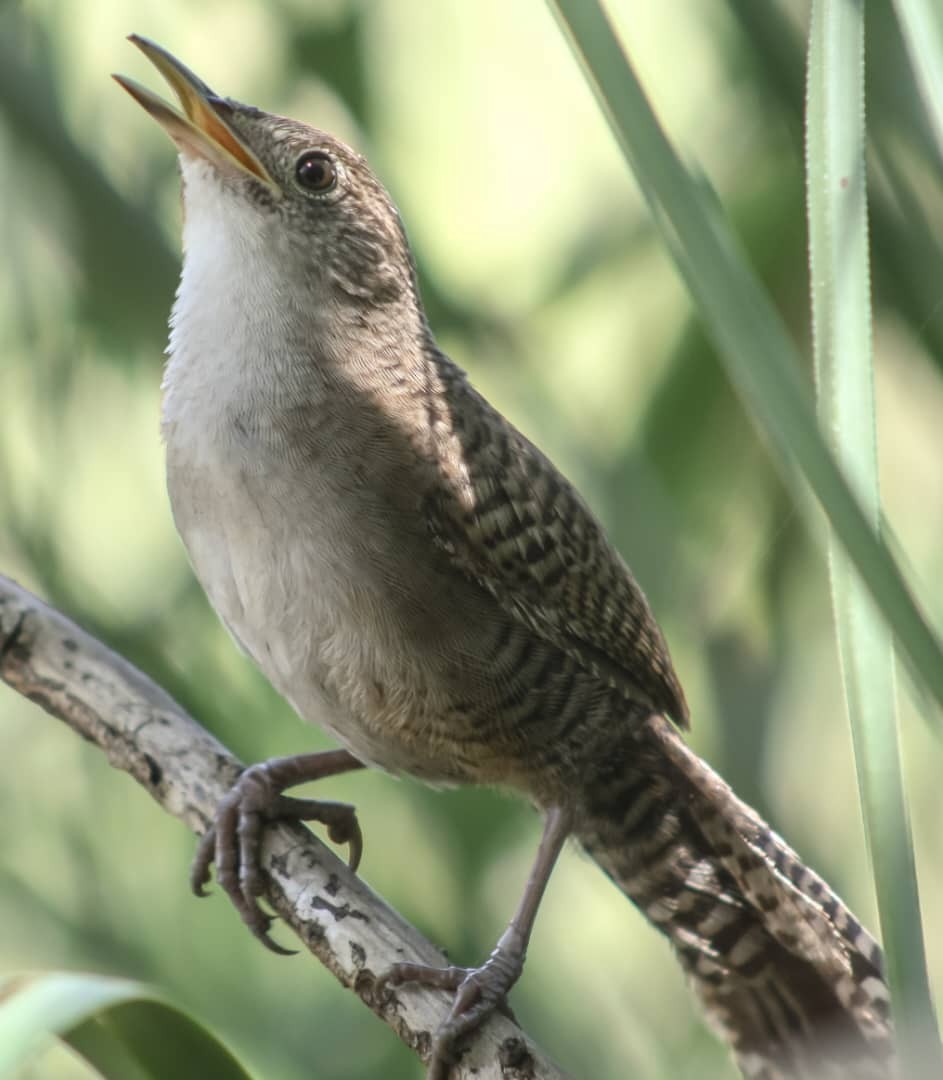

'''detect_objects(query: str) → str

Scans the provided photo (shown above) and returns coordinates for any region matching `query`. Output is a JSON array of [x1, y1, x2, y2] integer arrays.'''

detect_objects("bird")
[[114, 36, 894, 1079]]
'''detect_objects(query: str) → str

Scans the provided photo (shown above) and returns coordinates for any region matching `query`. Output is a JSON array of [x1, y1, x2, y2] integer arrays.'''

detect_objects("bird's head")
[[115, 36, 417, 313]]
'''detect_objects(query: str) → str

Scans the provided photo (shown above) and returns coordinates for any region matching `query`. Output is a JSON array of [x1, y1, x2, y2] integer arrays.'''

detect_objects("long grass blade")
[[892, 0, 943, 161], [806, 0, 940, 1069], [544, 0, 943, 726]]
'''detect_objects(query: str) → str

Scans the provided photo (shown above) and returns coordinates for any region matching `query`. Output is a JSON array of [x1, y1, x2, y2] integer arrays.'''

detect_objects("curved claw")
[[328, 814, 363, 872], [242, 906, 296, 956], [273, 795, 364, 872], [190, 828, 216, 897], [378, 950, 523, 1076], [187, 752, 366, 954]]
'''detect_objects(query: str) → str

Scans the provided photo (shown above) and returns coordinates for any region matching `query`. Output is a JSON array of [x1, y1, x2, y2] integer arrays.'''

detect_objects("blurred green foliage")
[[1, 971, 254, 1080], [1, 2, 941, 1078]]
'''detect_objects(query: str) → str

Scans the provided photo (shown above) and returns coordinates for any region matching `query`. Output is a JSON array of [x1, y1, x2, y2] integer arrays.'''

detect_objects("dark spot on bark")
[[144, 754, 163, 787], [304, 921, 326, 945], [350, 941, 366, 968], [62, 638, 78, 652], [310, 895, 368, 922], [0, 612, 28, 664], [325, 873, 341, 897], [873, 996, 891, 1020], [270, 851, 291, 875], [499, 1036, 535, 1077]]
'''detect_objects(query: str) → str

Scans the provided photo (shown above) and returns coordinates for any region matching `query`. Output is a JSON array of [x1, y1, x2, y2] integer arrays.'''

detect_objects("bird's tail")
[[575, 714, 894, 1079]]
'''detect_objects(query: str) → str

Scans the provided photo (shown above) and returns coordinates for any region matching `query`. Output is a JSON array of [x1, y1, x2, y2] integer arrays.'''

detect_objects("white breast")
[[160, 157, 460, 775]]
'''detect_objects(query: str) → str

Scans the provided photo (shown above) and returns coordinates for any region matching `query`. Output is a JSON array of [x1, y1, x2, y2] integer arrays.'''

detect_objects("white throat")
[[162, 157, 316, 447]]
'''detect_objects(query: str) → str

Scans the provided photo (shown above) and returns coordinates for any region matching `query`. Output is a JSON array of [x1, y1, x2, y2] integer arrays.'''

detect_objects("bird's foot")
[[377, 939, 523, 1079], [191, 750, 364, 953]]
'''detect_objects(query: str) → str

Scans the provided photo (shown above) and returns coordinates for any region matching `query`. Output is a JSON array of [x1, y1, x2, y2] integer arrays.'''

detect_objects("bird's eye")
[[295, 151, 336, 193]]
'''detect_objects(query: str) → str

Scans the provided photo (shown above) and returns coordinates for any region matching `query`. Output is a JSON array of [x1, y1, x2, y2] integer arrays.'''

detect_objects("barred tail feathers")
[[576, 715, 894, 1079]]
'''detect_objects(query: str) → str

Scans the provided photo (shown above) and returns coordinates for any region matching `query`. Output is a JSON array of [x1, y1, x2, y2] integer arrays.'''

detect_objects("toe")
[[237, 894, 296, 956], [335, 814, 363, 872], [378, 962, 469, 995], [426, 1039, 457, 1080], [190, 828, 217, 897]]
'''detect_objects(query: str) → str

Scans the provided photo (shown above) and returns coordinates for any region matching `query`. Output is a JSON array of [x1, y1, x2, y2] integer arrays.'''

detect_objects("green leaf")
[[545, 0, 943, 727], [892, 0, 943, 161], [0, 972, 253, 1080], [807, 0, 940, 1067]]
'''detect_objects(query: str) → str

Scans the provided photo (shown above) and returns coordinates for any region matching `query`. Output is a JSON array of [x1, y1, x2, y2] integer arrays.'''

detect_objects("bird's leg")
[[191, 748, 365, 953], [378, 806, 572, 1078]]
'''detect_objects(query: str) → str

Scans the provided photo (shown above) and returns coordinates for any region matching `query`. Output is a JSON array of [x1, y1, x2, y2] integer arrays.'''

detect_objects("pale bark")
[[0, 574, 569, 1080]]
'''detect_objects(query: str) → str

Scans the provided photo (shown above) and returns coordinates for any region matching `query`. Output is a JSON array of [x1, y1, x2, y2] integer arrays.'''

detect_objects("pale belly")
[[165, 443, 502, 783]]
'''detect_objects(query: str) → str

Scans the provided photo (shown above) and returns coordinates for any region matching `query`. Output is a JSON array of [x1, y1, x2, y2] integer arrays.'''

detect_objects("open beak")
[[113, 35, 277, 190]]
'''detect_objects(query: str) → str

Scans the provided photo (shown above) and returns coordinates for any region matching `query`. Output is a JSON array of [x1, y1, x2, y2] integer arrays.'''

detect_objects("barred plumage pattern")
[[419, 370, 689, 728], [413, 360, 895, 1077], [577, 714, 892, 1078], [146, 67, 897, 1073]]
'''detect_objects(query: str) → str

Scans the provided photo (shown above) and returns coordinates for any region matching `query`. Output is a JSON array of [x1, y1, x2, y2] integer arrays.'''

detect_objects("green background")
[[1, 2, 941, 1078]]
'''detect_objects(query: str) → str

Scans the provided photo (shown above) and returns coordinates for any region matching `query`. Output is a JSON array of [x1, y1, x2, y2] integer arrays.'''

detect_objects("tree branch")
[[0, 574, 569, 1080]]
